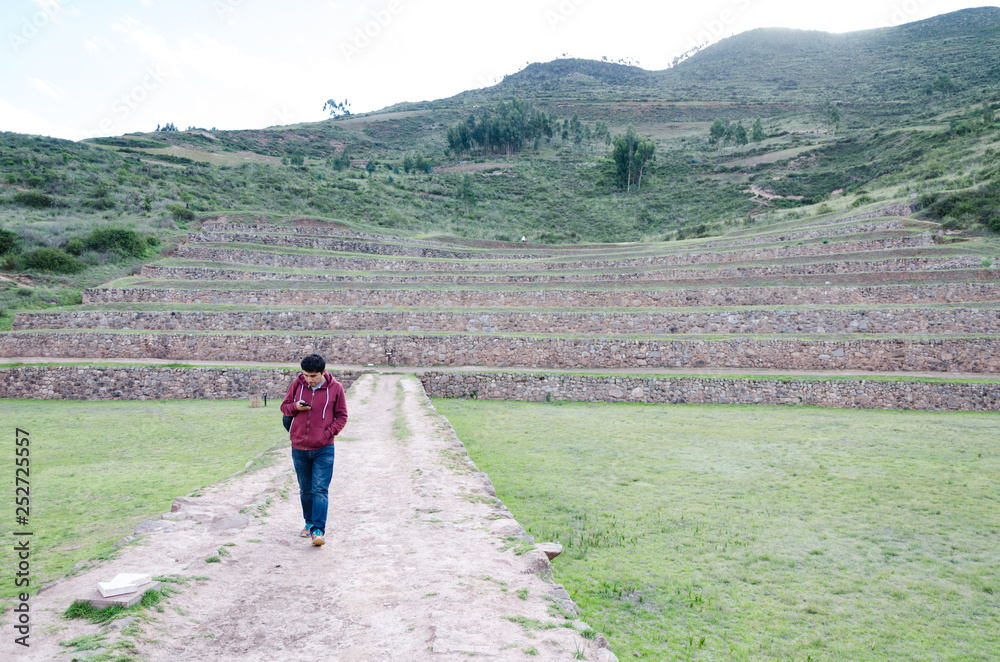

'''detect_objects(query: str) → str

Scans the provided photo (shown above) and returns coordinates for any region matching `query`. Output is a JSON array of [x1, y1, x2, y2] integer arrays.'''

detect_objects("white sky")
[[1, 0, 995, 140]]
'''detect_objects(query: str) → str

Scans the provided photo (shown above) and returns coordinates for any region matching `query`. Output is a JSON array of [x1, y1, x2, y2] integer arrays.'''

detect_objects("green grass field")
[[0, 399, 286, 599], [433, 399, 1000, 661]]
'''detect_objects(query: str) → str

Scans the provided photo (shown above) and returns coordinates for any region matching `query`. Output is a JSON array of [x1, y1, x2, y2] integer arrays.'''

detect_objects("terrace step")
[[199, 220, 925, 254], [3, 330, 997, 373], [419, 370, 1000, 411], [694, 220, 911, 248], [172, 235, 944, 271], [15, 307, 1000, 335], [138, 257, 987, 284], [189, 232, 533, 260], [83, 281, 1000, 308]]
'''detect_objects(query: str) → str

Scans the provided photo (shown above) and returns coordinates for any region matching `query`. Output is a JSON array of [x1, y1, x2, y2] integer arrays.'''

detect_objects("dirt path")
[[10, 374, 613, 661]]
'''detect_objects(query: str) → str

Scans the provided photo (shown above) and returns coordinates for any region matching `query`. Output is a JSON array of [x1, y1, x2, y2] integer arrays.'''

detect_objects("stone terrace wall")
[[699, 221, 907, 248], [6, 365, 996, 411], [17, 307, 1000, 335], [173, 235, 934, 272], [83, 282, 1000, 308], [418, 371, 1000, 411], [3, 332, 997, 372], [200, 222, 569, 256], [0, 366, 363, 400], [200, 222, 465, 246], [191, 232, 531, 260], [141, 256, 983, 284]]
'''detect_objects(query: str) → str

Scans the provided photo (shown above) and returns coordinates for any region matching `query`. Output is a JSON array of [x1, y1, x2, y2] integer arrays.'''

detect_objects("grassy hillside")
[[2, 7, 999, 328]]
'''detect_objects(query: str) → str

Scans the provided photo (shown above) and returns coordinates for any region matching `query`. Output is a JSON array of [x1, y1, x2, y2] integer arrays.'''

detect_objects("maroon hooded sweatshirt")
[[280, 373, 348, 450]]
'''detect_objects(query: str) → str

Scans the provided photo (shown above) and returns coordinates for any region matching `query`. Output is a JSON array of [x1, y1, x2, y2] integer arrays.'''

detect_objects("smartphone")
[[298, 400, 310, 408]]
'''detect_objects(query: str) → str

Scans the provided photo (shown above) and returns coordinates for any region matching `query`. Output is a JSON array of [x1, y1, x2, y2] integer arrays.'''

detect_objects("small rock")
[[113, 535, 137, 548], [595, 633, 612, 649], [209, 514, 250, 532], [536, 542, 563, 560], [489, 519, 526, 538], [595, 649, 620, 662], [134, 520, 177, 535], [171, 496, 200, 513], [547, 585, 571, 601], [521, 549, 552, 577]]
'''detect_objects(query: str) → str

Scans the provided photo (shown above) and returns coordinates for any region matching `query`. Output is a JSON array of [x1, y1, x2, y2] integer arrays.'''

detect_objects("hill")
[[1, 7, 999, 330]]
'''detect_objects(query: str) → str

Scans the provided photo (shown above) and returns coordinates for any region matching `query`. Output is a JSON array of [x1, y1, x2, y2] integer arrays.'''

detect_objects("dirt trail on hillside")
[[9, 374, 613, 662]]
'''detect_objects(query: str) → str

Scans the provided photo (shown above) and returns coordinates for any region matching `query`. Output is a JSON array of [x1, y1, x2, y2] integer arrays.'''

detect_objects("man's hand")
[[295, 400, 311, 411]]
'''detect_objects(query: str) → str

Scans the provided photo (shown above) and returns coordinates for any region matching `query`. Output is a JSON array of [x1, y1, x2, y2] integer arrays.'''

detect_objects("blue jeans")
[[291, 444, 335, 534]]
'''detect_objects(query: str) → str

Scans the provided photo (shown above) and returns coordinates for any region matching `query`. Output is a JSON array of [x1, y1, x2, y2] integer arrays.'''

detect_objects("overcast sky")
[[2, 0, 995, 141]]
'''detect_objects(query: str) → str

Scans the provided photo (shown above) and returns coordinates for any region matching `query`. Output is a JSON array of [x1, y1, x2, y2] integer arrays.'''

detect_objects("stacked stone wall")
[[5, 365, 996, 411], [173, 235, 934, 272], [0, 366, 362, 400], [191, 232, 533, 260], [17, 307, 1000, 335], [3, 332, 997, 372], [699, 221, 908, 248], [142, 256, 983, 284], [83, 282, 1000, 308], [418, 371, 1000, 411]]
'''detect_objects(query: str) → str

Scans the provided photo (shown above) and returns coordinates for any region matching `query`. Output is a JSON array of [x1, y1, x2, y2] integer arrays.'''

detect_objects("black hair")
[[300, 353, 326, 373]]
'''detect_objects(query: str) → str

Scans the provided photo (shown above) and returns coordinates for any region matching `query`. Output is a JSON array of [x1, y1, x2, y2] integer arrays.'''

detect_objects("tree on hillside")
[[570, 113, 583, 146], [820, 100, 840, 136], [323, 98, 352, 117], [331, 149, 351, 170], [446, 98, 552, 158], [752, 117, 765, 148], [709, 118, 728, 154], [732, 121, 748, 152], [612, 125, 655, 193], [931, 74, 957, 97], [458, 174, 476, 214], [594, 121, 610, 146]]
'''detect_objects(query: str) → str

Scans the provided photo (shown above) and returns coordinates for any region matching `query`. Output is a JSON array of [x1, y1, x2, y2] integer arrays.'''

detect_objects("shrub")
[[920, 180, 1000, 233], [166, 204, 195, 222], [0, 228, 20, 254], [65, 237, 85, 255], [21, 247, 86, 273], [13, 191, 54, 208], [851, 194, 876, 208], [85, 227, 148, 257]]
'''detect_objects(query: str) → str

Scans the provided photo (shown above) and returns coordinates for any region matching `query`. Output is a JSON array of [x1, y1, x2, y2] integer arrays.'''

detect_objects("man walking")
[[280, 353, 348, 546]]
